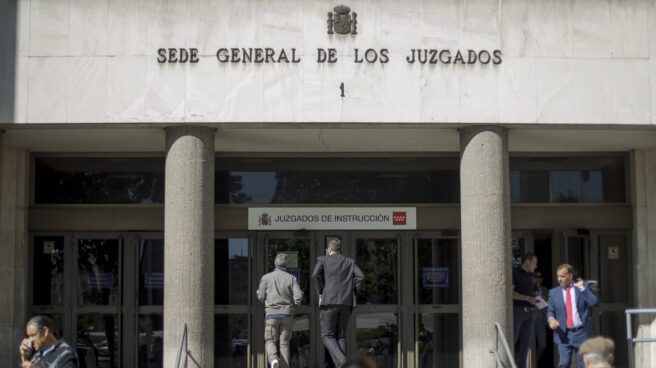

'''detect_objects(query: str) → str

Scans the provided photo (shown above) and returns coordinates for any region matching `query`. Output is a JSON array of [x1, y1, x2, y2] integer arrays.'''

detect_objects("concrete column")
[[631, 150, 656, 367], [0, 133, 30, 367], [459, 126, 512, 368], [163, 126, 215, 368]]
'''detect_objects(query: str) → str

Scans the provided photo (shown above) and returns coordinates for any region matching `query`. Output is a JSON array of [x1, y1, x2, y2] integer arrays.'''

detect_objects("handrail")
[[175, 324, 188, 368], [490, 322, 517, 368], [175, 324, 202, 368], [625, 308, 656, 368]]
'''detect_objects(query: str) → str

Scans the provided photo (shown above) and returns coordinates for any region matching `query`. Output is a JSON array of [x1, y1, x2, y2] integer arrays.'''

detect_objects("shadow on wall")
[[0, 0, 17, 124], [0, 1, 18, 366]]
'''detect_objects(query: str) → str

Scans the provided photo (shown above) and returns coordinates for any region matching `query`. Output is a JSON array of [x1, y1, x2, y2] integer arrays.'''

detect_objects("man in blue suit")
[[547, 264, 599, 368]]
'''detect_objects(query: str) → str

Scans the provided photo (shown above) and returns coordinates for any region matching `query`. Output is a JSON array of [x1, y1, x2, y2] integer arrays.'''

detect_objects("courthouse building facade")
[[1, 0, 656, 367]]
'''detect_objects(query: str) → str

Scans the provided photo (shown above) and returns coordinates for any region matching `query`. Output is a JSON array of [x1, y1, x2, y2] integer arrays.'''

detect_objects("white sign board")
[[248, 207, 416, 230]]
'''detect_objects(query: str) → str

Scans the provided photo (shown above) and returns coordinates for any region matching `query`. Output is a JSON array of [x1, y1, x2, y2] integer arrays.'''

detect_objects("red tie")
[[565, 286, 574, 328]]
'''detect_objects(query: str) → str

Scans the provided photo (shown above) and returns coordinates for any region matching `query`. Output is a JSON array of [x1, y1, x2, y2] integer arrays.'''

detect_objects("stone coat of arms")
[[327, 5, 357, 35]]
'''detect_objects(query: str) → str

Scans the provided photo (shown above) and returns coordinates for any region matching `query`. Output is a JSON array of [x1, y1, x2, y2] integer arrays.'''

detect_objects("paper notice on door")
[[535, 296, 548, 310]]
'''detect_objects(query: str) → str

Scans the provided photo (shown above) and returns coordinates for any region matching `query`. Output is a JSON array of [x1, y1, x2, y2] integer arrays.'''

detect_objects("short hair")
[[274, 253, 288, 268], [327, 238, 342, 253], [557, 264, 574, 274], [579, 336, 614, 365], [27, 315, 54, 334], [521, 252, 537, 264]]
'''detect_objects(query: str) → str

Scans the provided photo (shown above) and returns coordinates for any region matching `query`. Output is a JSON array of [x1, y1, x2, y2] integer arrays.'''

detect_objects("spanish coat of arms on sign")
[[327, 5, 357, 35]]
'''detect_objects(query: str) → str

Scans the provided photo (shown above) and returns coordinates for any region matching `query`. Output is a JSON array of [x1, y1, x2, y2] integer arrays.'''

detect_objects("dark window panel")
[[138, 314, 163, 368], [215, 239, 250, 305], [139, 239, 164, 306], [214, 314, 249, 368], [77, 239, 120, 306], [416, 238, 459, 305], [510, 170, 550, 203], [510, 157, 625, 203], [215, 170, 460, 204], [417, 313, 459, 368], [356, 238, 398, 305], [76, 313, 120, 368], [33, 236, 65, 306], [355, 313, 399, 368], [34, 158, 164, 204]]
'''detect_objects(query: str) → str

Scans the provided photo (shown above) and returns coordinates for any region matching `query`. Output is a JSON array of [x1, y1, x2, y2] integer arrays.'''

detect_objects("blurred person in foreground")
[[579, 336, 614, 368]]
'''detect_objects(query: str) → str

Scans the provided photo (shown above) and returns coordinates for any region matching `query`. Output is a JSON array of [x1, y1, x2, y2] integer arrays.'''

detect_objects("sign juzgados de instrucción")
[[248, 207, 417, 230]]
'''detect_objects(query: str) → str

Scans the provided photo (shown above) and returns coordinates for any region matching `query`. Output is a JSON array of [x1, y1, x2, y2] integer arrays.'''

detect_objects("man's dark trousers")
[[556, 328, 586, 368], [513, 307, 536, 368], [320, 305, 351, 366]]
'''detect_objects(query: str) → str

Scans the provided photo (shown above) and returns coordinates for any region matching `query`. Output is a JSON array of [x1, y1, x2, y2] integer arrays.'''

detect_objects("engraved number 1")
[[340, 82, 345, 97]]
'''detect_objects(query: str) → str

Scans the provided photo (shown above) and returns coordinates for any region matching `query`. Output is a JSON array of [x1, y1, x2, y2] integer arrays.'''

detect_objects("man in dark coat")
[[311, 238, 365, 368]]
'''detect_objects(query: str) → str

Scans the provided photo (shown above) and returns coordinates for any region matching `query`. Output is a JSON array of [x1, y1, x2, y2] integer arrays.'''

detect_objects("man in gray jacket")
[[312, 238, 365, 368], [19, 315, 78, 368], [257, 253, 304, 368]]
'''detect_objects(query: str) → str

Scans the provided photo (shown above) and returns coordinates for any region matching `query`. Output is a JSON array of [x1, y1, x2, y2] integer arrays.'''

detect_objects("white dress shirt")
[[561, 284, 584, 328]]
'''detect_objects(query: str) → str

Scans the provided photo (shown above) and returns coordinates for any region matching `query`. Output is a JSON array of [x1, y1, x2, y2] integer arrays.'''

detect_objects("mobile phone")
[[23, 340, 35, 361]]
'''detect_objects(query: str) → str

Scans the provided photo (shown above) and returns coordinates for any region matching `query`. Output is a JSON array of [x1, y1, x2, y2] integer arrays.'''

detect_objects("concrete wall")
[[632, 149, 656, 367], [1, 0, 655, 125], [0, 143, 30, 367]]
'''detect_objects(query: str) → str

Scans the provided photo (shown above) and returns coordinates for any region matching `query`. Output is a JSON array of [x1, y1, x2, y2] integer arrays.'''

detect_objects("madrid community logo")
[[392, 211, 407, 226]]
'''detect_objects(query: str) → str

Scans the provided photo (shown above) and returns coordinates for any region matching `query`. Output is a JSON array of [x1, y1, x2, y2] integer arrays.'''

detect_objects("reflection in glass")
[[510, 156, 626, 203], [214, 314, 248, 368], [267, 239, 310, 305], [289, 314, 311, 368], [34, 157, 164, 204], [139, 239, 164, 305], [138, 314, 163, 368], [551, 171, 581, 202], [417, 314, 459, 368], [78, 239, 120, 306], [33, 237, 65, 306], [215, 239, 250, 305], [566, 237, 586, 279], [356, 239, 398, 304], [581, 171, 603, 202], [355, 313, 398, 368], [216, 169, 459, 204], [77, 314, 119, 368], [416, 239, 459, 305], [510, 170, 549, 203]]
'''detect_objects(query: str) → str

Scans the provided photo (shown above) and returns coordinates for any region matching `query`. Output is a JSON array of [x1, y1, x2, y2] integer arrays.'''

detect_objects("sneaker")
[[271, 359, 280, 368]]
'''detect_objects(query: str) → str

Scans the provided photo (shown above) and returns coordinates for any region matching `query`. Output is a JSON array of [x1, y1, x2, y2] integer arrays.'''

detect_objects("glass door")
[[560, 230, 632, 368], [30, 234, 70, 342], [215, 235, 252, 368], [350, 232, 401, 368], [73, 234, 123, 368], [413, 234, 460, 368], [132, 233, 164, 368], [591, 231, 631, 368]]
